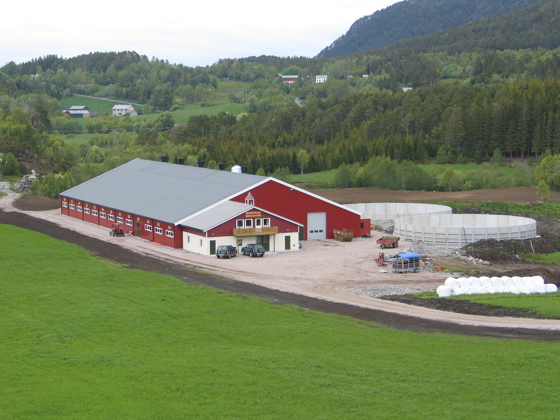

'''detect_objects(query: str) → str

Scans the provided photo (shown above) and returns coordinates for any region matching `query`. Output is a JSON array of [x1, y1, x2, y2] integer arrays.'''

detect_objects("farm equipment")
[[376, 236, 400, 248], [375, 252, 387, 266], [110, 222, 125, 237], [391, 252, 421, 273]]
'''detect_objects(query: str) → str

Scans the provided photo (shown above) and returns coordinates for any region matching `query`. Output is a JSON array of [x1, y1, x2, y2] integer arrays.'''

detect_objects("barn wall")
[[231, 181, 363, 240]]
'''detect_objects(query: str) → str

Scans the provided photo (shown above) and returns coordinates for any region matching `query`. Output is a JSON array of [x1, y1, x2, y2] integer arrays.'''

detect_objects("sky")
[[2, 0, 400, 68]]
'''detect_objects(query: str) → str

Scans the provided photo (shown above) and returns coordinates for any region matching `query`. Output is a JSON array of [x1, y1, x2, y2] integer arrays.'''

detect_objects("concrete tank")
[[345, 203, 452, 221], [393, 214, 537, 248]]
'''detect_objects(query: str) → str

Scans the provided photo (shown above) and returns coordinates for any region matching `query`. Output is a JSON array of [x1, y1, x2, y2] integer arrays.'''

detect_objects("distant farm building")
[[60, 158, 370, 255], [63, 106, 91, 118], [315, 75, 328, 83], [112, 104, 137, 116], [278, 74, 299, 84]]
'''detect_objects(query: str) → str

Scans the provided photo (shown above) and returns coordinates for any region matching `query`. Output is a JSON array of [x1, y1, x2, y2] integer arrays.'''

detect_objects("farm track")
[[3, 203, 560, 342]]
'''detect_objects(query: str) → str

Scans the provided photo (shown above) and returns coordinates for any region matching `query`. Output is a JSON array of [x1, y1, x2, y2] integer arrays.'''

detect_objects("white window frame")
[[263, 218, 271, 227], [92, 210, 98, 216], [166, 230, 174, 238], [245, 219, 253, 228], [236, 219, 245, 229], [84, 208, 90, 214], [255, 218, 262, 228], [108, 214, 115, 221], [155, 227, 163, 235], [100, 212, 106, 219], [126, 219, 133, 226], [69, 204, 75, 210], [145, 224, 153, 232], [117, 216, 124, 223], [62, 202, 68, 208]]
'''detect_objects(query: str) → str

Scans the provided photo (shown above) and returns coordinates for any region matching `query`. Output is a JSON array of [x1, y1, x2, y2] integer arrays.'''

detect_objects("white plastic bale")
[[437, 286, 452, 297], [487, 287, 496, 294], [534, 284, 547, 294], [476, 286, 487, 294], [449, 280, 461, 292], [510, 286, 521, 295], [492, 277, 504, 288], [513, 277, 525, 287], [532, 276, 545, 285], [498, 286, 510, 293], [466, 286, 477, 295], [459, 278, 471, 289], [470, 277, 482, 288], [481, 278, 493, 288], [444, 278, 456, 286], [519, 286, 532, 294], [503, 277, 515, 288], [523, 277, 535, 286], [546, 284, 558, 293]]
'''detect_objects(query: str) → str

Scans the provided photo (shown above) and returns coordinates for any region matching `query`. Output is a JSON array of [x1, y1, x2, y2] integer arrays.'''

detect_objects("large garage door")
[[307, 212, 326, 240]]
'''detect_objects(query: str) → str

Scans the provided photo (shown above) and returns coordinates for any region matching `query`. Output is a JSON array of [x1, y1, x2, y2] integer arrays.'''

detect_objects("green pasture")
[[1, 224, 560, 419], [170, 102, 247, 124], [61, 95, 137, 116]]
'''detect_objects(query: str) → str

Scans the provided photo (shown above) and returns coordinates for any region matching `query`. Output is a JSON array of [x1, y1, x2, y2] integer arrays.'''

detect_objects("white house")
[[112, 104, 137, 117], [315, 75, 328, 83]]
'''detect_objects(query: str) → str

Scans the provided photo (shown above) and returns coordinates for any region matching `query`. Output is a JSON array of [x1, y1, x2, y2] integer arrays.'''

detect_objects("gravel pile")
[[351, 285, 433, 297], [410, 240, 459, 257], [371, 219, 394, 231]]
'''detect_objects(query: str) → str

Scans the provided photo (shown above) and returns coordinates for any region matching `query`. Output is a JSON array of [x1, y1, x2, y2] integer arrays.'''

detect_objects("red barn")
[[60, 159, 370, 255]]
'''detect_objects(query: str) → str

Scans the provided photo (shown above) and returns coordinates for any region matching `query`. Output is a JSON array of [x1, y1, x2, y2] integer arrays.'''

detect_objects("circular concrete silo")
[[345, 203, 452, 227], [393, 214, 537, 248]]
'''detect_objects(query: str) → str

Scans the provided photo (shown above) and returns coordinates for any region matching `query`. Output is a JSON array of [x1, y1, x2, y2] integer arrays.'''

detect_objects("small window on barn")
[[100, 212, 106, 219], [255, 218, 262, 228], [145, 224, 152, 232], [77, 206, 82, 212], [117, 216, 123, 223], [155, 227, 163, 235], [245, 219, 253, 228], [69, 204, 75, 210], [236, 219, 244, 229], [126, 219, 133, 226], [108, 214, 115, 221], [92, 210, 98, 216], [84, 208, 90, 214], [166, 230, 174, 238], [62, 202, 68, 208], [263, 218, 271, 227], [360, 222, 365, 230]]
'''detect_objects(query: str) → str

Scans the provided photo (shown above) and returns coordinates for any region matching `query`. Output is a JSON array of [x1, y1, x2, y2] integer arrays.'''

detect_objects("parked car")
[[241, 243, 266, 257], [216, 245, 237, 259]]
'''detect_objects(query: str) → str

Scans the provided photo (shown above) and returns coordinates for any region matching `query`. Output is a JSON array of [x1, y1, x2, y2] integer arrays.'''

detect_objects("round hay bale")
[[437, 286, 452, 297], [470, 277, 482, 288], [534, 284, 547, 294], [481, 278, 493, 288], [546, 284, 558, 293], [492, 277, 504, 288], [532, 276, 545, 285]]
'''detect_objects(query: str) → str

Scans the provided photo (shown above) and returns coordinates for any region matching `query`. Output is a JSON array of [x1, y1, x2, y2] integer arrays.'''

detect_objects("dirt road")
[[3, 187, 560, 341]]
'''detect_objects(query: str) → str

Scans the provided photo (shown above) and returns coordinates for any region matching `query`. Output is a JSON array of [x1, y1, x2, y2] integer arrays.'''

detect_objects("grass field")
[[1, 224, 560, 418]]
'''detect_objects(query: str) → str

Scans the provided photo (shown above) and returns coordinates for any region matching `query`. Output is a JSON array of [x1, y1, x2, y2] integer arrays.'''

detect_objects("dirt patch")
[[12, 195, 60, 211], [381, 295, 555, 319]]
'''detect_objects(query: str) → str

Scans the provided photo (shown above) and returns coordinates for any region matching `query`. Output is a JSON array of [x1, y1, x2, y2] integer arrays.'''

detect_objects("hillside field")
[[1, 224, 560, 418]]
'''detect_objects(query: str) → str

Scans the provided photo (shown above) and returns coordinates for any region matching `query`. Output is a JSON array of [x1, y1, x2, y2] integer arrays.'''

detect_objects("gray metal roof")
[[61, 159, 268, 224], [183, 201, 249, 231]]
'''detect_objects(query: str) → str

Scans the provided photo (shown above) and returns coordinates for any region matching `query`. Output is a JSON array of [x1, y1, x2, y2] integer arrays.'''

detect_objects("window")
[[92, 210, 98, 216], [155, 227, 163, 235], [117, 216, 124, 223], [166, 230, 174, 238], [62, 202, 68, 208], [126, 219, 133, 226], [77, 206, 82, 212], [245, 219, 253, 228], [236, 219, 244, 229], [263, 218, 271, 227], [255, 218, 262, 228], [108, 214, 115, 221], [100, 212, 106, 219], [69, 204, 75, 210], [145, 224, 153, 232], [84, 208, 90, 214]]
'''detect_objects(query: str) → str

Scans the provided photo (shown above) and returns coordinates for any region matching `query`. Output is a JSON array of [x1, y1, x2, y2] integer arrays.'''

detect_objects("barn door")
[[307, 212, 326, 240], [209, 240, 216, 255], [284, 235, 291, 250]]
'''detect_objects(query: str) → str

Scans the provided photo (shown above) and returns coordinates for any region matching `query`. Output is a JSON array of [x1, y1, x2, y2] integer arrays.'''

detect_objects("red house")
[[60, 159, 370, 255]]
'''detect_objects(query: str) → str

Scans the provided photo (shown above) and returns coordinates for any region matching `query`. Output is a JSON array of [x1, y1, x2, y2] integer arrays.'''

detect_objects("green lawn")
[[1, 224, 560, 419]]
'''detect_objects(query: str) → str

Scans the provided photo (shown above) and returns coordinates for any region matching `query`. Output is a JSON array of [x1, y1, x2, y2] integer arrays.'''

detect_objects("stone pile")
[[13, 177, 34, 193]]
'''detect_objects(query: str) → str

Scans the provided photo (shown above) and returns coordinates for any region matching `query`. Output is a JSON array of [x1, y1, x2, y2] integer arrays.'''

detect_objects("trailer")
[[376, 236, 400, 248], [110, 222, 124, 237], [391, 252, 421, 273]]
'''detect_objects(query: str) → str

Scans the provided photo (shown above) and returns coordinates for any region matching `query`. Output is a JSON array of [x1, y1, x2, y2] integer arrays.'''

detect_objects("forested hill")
[[317, 0, 553, 58]]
